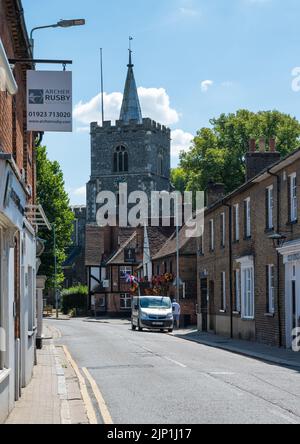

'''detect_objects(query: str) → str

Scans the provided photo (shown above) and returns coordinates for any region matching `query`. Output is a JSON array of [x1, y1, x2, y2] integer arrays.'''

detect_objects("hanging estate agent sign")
[[27, 70, 72, 132]]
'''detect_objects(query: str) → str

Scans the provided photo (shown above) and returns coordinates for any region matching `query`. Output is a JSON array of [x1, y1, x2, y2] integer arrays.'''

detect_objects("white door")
[[286, 262, 300, 349]]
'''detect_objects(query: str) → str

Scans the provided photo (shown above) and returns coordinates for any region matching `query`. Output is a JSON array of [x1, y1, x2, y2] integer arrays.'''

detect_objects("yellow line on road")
[[82, 367, 114, 425], [62, 345, 98, 425]]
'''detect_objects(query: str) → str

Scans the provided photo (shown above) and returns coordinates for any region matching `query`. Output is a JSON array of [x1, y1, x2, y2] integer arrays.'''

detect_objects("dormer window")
[[114, 146, 128, 172]]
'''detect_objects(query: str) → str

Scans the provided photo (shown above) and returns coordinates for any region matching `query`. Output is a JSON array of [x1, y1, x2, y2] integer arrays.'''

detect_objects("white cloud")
[[73, 92, 123, 127], [69, 186, 86, 205], [73, 87, 179, 129], [201, 80, 214, 92], [171, 129, 193, 157]]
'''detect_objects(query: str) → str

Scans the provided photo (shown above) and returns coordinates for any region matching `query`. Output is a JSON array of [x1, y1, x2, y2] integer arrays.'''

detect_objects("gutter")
[[0, 38, 18, 94]]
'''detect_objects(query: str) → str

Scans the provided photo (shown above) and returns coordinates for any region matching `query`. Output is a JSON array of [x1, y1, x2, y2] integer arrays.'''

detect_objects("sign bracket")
[[9, 58, 72, 67]]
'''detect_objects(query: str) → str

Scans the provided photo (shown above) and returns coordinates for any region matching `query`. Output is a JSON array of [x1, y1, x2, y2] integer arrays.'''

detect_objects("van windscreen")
[[140, 297, 171, 309]]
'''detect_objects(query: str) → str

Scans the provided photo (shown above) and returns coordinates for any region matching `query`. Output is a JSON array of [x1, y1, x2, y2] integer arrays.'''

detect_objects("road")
[[49, 318, 300, 425]]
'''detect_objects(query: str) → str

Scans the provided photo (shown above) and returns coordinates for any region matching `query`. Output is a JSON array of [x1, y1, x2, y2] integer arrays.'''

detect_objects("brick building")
[[197, 138, 300, 349], [0, 0, 45, 423]]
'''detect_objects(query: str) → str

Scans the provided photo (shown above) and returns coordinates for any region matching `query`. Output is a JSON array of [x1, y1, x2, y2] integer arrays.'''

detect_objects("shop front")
[[0, 155, 36, 422]]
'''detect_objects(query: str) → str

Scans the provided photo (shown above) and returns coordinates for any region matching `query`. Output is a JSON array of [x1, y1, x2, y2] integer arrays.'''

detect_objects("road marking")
[[62, 345, 98, 425], [82, 367, 114, 425], [165, 357, 187, 368]]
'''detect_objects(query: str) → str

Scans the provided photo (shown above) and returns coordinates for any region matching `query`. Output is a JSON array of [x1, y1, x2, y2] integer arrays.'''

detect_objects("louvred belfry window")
[[114, 146, 128, 173]]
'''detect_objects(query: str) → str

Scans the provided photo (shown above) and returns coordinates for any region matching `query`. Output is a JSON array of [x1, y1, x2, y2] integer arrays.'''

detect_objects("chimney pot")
[[249, 139, 256, 153], [269, 138, 276, 153], [259, 137, 265, 153]]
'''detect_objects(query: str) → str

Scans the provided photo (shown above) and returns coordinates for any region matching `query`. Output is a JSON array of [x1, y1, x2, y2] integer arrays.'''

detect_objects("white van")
[[131, 296, 174, 333]]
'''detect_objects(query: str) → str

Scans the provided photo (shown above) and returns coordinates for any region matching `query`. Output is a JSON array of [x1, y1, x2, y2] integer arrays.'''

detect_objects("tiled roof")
[[106, 232, 137, 265], [152, 225, 197, 260], [146, 226, 175, 256], [85, 225, 106, 266]]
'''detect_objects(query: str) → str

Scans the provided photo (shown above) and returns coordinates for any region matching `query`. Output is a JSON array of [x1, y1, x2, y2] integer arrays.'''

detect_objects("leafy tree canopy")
[[36, 146, 74, 289], [175, 110, 300, 195]]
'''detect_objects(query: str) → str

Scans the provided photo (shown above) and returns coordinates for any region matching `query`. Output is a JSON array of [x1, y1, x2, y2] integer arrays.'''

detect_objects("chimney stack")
[[245, 137, 281, 182], [206, 181, 225, 207]]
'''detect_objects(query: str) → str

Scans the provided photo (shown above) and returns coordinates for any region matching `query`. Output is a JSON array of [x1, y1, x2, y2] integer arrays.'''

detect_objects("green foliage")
[[36, 146, 74, 289], [61, 285, 88, 316], [61, 285, 88, 297], [177, 110, 300, 195]]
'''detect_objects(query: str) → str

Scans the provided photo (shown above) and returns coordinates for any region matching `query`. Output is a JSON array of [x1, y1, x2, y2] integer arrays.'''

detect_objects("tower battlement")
[[90, 118, 171, 136]]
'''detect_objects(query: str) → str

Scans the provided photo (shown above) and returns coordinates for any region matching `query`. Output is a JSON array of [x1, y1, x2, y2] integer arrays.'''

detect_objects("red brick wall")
[[198, 154, 300, 347], [0, 0, 35, 204]]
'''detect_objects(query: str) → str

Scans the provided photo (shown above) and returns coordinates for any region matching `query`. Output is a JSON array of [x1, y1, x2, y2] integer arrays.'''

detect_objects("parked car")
[[132, 296, 174, 333]]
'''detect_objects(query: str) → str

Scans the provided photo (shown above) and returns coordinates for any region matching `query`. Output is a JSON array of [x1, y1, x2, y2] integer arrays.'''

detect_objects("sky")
[[22, 0, 300, 205]]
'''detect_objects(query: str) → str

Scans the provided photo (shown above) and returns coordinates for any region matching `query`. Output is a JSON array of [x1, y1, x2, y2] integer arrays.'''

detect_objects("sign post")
[[27, 70, 72, 132]]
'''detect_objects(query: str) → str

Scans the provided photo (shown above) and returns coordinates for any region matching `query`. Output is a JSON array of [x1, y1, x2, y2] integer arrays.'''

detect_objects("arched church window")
[[158, 155, 163, 176], [113, 146, 128, 173]]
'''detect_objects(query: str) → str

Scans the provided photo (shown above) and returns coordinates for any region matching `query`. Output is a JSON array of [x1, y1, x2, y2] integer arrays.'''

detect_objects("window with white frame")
[[266, 186, 274, 230], [234, 204, 240, 242], [267, 265, 275, 314], [120, 293, 132, 310], [209, 219, 214, 251], [221, 272, 226, 311], [220, 212, 226, 248], [242, 267, 254, 319], [244, 198, 251, 238], [290, 173, 298, 222], [120, 266, 132, 281], [234, 270, 241, 313]]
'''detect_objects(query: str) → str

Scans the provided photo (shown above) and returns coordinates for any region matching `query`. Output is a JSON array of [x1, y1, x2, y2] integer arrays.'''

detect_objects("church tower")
[[86, 51, 171, 224]]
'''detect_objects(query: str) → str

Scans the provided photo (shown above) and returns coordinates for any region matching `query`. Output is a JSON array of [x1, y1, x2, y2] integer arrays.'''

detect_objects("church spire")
[[119, 40, 143, 124]]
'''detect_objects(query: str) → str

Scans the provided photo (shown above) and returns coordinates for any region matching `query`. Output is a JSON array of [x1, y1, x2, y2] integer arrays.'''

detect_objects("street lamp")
[[269, 233, 287, 249], [30, 19, 86, 55]]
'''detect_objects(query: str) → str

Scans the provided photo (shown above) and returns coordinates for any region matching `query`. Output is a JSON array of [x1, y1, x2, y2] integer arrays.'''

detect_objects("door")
[[200, 279, 208, 332], [209, 280, 216, 332], [288, 263, 299, 350]]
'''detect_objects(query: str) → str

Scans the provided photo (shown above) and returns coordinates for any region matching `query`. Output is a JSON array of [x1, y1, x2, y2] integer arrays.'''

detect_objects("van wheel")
[[168, 329, 173, 333], [138, 322, 143, 332], [132, 324, 136, 331]]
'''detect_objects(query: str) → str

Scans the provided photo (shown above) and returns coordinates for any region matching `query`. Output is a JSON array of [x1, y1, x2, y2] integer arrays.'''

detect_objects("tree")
[[178, 110, 300, 195], [36, 146, 74, 289]]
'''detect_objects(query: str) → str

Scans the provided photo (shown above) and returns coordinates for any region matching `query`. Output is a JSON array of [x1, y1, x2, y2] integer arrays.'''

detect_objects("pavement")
[[5, 324, 89, 425], [48, 318, 300, 424], [173, 329, 300, 369]]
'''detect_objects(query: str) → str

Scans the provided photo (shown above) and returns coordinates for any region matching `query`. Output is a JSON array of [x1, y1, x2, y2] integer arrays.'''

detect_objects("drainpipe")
[[268, 171, 282, 348], [224, 203, 234, 339]]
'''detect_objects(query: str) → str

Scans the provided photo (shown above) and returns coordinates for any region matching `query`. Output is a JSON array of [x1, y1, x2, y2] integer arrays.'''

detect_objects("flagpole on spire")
[[100, 48, 105, 126], [128, 36, 133, 67]]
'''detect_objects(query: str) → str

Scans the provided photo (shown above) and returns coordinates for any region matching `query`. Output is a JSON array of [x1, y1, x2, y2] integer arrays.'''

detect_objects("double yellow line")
[[63, 345, 113, 425]]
